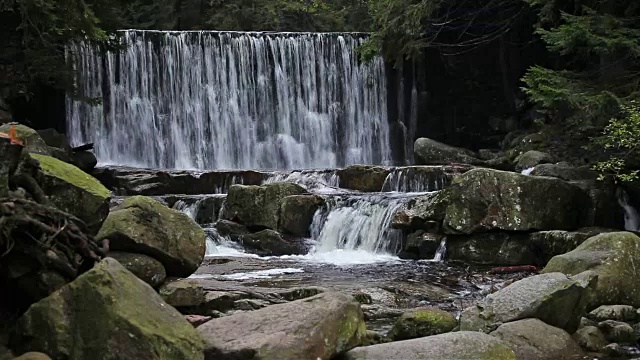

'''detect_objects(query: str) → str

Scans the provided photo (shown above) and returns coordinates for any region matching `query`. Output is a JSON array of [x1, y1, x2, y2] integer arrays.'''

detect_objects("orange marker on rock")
[[0, 124, 24, 146]]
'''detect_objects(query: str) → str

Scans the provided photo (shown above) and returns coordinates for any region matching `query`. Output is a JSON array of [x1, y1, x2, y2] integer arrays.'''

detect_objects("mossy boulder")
[[543, 232, 640, 308], [414, 137, 482, 165], [336, 165, 390, 192], [10, 258, 204, 360], [588, 305, 638, 322], [435, 168, 591, 234], [97, 196, 206, 277], [489, 319, 584, 360], [222, 182, 306, 230], [460, 272, 595, 334], [159, 279, 205, 308], [0, 124, 50, 155], [388, 307, 457, 341], [197, 291, 366, 360], [31, 154, 110, 232], [107, 252, 166, 288], [514, 150, 553, 170], [278, 195, 324, 237], [343, 331, 516, 360]]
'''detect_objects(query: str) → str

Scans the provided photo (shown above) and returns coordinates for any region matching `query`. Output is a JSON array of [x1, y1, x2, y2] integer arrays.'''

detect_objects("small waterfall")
[[172, 199, 200, 219], [66, 30, 391, 170], [521, 167, 535, 175], [617, 188, 640, 231], [307, 192, 418, 263], [381, 167, 447, 192], [432, 239, 447, 262]]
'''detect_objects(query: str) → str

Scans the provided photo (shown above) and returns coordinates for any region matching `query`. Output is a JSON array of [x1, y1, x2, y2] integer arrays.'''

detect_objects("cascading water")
[[617, 188, 640, 231], [305, 192, 425, 264], [382, 167, 447, 192], [66, 30, 391, 170]]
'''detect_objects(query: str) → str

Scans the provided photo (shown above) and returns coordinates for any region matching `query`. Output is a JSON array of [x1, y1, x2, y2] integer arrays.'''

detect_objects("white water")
[[306, 192, 426, 261], [263, 169, 339, 190], [382, 167, 447, 192], [617, 188, 640, 231], [521, 167, 535, 175], [173, 200, 199, 219], [432, 239, 447, 262], [66, 30, 391, 170]]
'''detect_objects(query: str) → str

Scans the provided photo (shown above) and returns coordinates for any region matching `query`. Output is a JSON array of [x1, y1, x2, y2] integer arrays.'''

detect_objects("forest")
[[1, 0, 640, 179]]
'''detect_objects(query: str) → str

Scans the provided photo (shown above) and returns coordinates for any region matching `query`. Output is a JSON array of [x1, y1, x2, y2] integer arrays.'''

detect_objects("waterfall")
[[66, 30, 391, 170], [305, 192, 418, 263], [382, 167, 447, 192], [617, 188, 640, 231]]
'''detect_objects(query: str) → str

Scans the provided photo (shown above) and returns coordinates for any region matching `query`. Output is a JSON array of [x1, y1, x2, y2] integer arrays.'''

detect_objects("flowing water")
[[617, 188, 640, 231], [66, 30, 391, 170]]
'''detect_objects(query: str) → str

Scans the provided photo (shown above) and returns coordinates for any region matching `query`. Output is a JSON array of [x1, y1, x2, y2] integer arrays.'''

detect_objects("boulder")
[[531, 163, 597, 181], [71, 150, 98, 173], [0, 124, 50, 155], [215, 220, 250, 238], [13, 353, 51, 360], [223, 182, 306, 230], [197, 292, 366, 360], [97, 196, 206, 277], [392, 192, 446, 231], [238, 229, 306, 256], [459, 272, 595, 333], [572, 326, 607, 352], [159, 279, 205, 308], [598, 320, 636, 344], [388, 307, 457, 341], [527, 228, 613, 265], [342, 331, 516, 360], [514, 150, 553, 170], [107, 252, 166, 288], [31, 154, 110, 233], [489, 319, 584, 360], [588, 305, 638, 323], [446, 232, 537, 266], [278, 195, 324, 237], [336, 165, 390, 192], [10, 258, 204, 360], [434, 168, 591, 234], [414, 137, 482, 165], [543, 232, 640, 308], [185, 315, 212, 328], [399, 231, 443, 260]]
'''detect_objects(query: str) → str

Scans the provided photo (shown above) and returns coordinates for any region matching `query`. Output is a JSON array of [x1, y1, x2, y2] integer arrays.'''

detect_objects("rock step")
[[94, 165, 472, 196]]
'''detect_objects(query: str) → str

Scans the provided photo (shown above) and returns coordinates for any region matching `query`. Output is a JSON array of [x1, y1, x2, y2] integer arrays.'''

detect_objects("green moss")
[[31, 154, 109, 198], [481, 343, 516, 360], [0, 124, 51, 155]]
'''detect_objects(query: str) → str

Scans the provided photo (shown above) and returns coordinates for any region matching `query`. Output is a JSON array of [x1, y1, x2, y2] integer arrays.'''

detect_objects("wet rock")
[[400, 231, 443, 259], [363, 331, 388, 346], [280, 287, 325, 301], [528, 227, 612, 265], [580, 317, 598, 329], [159, 279, 206, 308], [97, 196, 206, 277], [446, 232, 537, 266], [570, 178, 624, 229], [489, 318, 584, 360], [414, 137, 482, 165], [197, 291, 366, 360], [215, 220, 250, 238], [185, 315, 212, 328], [11, 258, 204, 360], [514, 150, 553, 170], [32, 154, 110, 233], [543, 232, 640, 308], [598, 320, 636, 344], [336, 165, 390, 192], [573, 326, 608, 352], [434, 168, 591, 234], [361, 305, 404, 321], [388, 307, 457, 341], [603, 343, 628, 358], [0, 124, 50, 155], [589, 305, 638, 323], [71, 150, 97, 173], [194, 196, 225, 225], [343, 331, 516, 360], [238, 229, 307, 256], [223, 182, 307, 230], [107, 252, 166, 288], [13, 353, 52, 360], [93, 166, 268, 196], [459, 272, 594, 333], [392, 192, 446, 230], [278, 195, 324, 237]]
